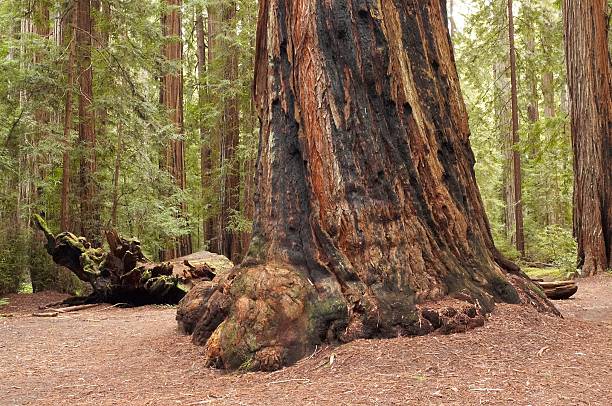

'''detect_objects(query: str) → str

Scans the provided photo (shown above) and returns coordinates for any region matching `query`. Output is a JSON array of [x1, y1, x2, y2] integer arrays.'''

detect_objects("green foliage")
[[523, 267, 568, 281], [0, 231, 29, 295], [455, 0, 575, 266], [0, 0, 580, 294], [528, 225, 577, 275]]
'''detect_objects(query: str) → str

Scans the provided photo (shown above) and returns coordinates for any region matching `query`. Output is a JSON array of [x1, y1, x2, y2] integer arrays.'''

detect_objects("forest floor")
[[1, 275, 611, 406]]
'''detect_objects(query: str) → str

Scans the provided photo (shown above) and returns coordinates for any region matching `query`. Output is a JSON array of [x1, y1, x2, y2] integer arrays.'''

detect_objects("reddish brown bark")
[[205, 6, 222, 253], [563, 0, 612, 275], [195, 7, 214, 250], [75, 0, 101, 244], [179, 0, 556, 371], [507, 0, 525, 256], [161, 0, 192, 258], [60, 3, 76, 232], [219, 2, 241, 262]]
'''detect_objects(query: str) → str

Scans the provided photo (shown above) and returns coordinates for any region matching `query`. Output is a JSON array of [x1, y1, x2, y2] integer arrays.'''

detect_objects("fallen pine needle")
[[469, 388, 503, 392], [267, 378, 311, 385], [32, 312, 59, 318]]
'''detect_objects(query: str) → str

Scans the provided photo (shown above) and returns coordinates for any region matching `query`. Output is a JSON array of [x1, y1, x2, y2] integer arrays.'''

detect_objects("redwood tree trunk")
[[195, 7, 214, 250], [205, 5, 221, 253], [563, 0, 612, 275], [60, 2, 76, 232], [76, 0, 101, 244], [507, 0, 525, 256], [219, 2, 241, 262], [161, 0, 192, 258], [179, 0, 556, 371], [493, 2, 516, 249]]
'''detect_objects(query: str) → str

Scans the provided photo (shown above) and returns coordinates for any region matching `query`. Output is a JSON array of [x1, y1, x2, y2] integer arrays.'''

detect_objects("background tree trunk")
[[161, 0, 192, 259], [178, 0, 556, 371], [563, 0, 612, 275], [206, 5, 221, 254], [219, 2, 241, 262], [195, 7, 215, 252], [507, 0, 525, 256], [492, 0, 516, 249], [60, 4, 76, 233], [75, 0, 101, 245], [448, 0, 457, 38]]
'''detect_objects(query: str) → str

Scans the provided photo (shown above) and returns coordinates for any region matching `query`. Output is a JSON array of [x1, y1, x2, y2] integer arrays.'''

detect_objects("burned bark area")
[[179, 0, 556, 371], [261, 0, 518, 305]]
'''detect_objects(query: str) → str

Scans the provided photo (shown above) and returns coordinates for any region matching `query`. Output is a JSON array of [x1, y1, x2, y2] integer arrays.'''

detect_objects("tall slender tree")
[[563, 0, 612, 275], [195, 6, 214, 250], [507, 0, 525, 256], [75, 0, 101, 244], [205, 4, 222, 253], [161, 0, 192, 258], [219, 1, 241, 261], [60, 3, 76, 232]]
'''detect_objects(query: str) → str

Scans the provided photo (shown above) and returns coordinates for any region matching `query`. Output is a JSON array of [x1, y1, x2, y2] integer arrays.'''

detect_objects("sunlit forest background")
[[0, 0, 588, 293]]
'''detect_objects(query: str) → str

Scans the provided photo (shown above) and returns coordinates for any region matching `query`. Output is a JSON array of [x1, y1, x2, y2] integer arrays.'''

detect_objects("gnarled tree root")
[[177, 264, 558, 371]]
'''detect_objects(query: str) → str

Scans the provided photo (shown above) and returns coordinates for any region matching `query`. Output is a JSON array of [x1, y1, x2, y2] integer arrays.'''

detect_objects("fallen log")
[[33, 215, 233, 306], [532, 280, 578, 300], [32, 303, 102, 317], [32, 312, 59, 318]]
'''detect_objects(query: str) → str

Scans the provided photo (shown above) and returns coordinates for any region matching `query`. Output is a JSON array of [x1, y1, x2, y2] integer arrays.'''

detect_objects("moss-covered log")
[[33, 215, 233, 305]]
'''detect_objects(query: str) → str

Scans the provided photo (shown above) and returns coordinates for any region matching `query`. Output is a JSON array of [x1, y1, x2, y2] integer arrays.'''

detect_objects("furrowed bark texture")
[[180, 0, 556, 371], [161, 0, 192, 258], [563, 0, 612, 275]]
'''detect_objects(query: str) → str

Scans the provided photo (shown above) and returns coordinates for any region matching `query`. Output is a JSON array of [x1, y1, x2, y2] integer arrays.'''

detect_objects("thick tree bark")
[[178, 0, 557, 371], [219, 2, 241, 262], [564, 0, 612, 276], [75, 0, 101, 244], [507, 0, 525, 256], [161, 0, 192, 258]]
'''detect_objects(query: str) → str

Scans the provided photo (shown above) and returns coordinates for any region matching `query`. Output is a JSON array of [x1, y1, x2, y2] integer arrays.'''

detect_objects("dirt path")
[[1, 275, 611, 405], [554, 275, 612, 323]]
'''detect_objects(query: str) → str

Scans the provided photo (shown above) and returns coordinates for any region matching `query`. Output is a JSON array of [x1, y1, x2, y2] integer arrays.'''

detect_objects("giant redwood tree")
[[563, 0, 612, 275], [177, 0, 556, 371]]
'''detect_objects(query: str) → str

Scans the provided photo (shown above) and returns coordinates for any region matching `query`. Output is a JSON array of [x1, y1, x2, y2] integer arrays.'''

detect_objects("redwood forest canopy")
[[0, 0, 609, 343]]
